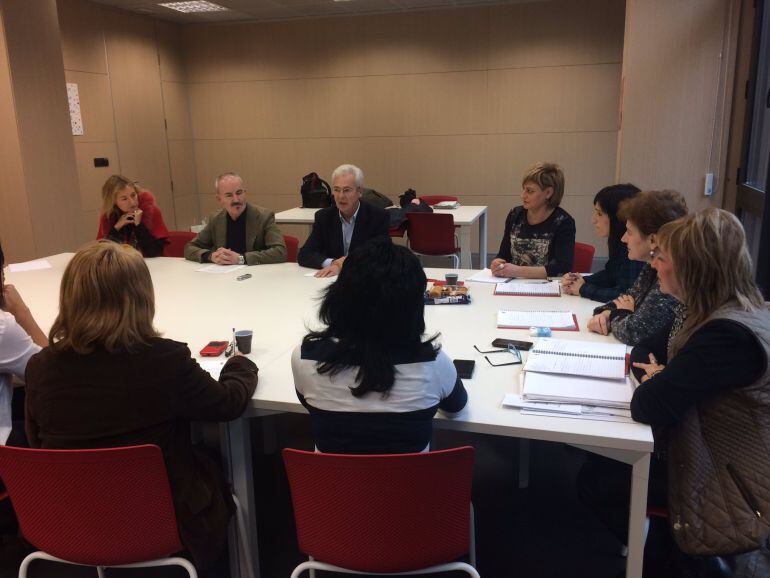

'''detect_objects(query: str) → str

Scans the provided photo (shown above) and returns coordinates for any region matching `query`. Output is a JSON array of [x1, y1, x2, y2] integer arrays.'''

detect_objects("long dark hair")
[[594, 183, 641, 259], [303, 237, 438, 398]]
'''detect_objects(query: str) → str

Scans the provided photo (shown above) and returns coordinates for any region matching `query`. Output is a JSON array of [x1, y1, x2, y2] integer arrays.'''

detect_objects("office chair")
[[283, 234, 299, 262], [573, 242, 596, 273], [406, 212, 460, 268], [283, 446, 479, 578], [419, 195, 459, 206], [163, 230, 196, 257], [0, 444, 253, 578]]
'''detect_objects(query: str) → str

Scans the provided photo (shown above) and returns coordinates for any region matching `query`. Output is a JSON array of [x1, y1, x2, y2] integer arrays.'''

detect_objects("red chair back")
[[419, 195, 459, 206], [573, 242, 596, 273], [283, 235, 299, 263], [283, 446, 475, 574], [406, 212, 457, 256], [0, 445, 183, 566], [163, 230, 196, 257]]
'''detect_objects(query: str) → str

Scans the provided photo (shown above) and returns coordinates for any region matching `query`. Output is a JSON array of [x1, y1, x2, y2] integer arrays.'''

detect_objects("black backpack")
[[300, 172, 332, 208], [398, 188, 433, 213]]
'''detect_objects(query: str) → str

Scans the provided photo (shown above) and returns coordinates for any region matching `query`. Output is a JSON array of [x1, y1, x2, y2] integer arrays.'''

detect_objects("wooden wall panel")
[[65, 71, 116, 143], [618, 0, 736, 211], [2, 0, 81, 258], [57, 0, 106, 74], [103, 9, 175, 227], [0, 11, 34, 262], [74, 141, 120, 213]]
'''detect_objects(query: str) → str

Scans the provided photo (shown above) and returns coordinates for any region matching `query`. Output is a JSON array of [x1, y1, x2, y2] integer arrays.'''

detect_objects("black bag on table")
[[301, 172, 332, 208], [398, 188, 433, 213]]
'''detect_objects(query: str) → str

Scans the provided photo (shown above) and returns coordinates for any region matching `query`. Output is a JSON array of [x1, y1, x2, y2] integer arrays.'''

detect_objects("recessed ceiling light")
[[158, 1, 228, 13]]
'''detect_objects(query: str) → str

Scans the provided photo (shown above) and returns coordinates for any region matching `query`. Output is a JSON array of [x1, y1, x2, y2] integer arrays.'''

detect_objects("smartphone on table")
[[200, 341, 229, 357], [491, 338, 533, 351], [453, 359, 476, 379]]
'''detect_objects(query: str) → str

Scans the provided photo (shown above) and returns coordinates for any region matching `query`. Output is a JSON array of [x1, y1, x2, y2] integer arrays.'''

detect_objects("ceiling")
[[86, 0, 547, 24]]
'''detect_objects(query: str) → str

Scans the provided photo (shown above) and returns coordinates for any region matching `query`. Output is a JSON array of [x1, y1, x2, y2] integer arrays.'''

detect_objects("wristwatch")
[[238, 255, 245, 265]]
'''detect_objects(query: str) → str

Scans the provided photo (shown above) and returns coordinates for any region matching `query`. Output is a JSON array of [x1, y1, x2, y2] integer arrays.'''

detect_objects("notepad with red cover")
[[494, 281, 561, 297], [496, 310, 579, 331]]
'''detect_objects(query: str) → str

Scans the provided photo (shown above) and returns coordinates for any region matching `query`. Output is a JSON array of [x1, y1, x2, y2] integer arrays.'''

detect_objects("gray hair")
[[214, 172, 243, 191], [331, 164, 363, 187]]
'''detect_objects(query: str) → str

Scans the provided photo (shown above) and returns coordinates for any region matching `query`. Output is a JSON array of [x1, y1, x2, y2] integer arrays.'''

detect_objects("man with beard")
[[185, 172, 286, 265]]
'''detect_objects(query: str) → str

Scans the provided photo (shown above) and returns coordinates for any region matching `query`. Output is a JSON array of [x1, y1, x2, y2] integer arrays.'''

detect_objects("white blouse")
[[0, 311, 40, 444]]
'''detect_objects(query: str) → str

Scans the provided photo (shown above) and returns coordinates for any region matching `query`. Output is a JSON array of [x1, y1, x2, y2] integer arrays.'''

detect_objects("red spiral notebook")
[[494, 281, 561, 297]]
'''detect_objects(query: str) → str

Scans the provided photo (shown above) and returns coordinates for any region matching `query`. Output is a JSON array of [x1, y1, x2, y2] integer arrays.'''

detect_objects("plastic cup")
[[235, 330, 253, 354], [445, 273, 459, 286]]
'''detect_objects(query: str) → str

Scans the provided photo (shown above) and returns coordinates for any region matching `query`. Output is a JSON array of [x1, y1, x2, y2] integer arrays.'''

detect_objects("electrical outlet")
[[704, 173, 714, 196]]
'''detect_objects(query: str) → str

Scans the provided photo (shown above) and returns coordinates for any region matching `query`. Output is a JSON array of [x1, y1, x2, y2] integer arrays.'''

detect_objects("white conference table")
[[275, 205, 489, 269], [6, 255, 652, 578]]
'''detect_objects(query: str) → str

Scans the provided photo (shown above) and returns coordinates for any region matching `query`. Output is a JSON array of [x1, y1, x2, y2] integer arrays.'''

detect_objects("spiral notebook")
[[496, 310, 578, 331], [494, 281, 561, 297], [523, 338, 627, 379]]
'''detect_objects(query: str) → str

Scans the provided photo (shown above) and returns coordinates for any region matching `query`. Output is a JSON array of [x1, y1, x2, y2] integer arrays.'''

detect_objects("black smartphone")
[[453, 359, 475, 379], [491, 338, 533, 351]]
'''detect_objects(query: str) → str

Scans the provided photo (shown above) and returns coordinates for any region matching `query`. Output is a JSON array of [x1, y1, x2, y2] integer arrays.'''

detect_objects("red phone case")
[[200, 341, 228, 357]]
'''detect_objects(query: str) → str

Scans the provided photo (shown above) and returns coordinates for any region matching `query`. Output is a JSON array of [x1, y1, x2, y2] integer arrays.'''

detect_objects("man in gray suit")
[[185, 172, 286, 265]]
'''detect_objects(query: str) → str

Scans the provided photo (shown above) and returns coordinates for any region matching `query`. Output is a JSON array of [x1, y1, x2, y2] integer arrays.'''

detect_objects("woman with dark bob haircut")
[[24, 241, 258, 572], [587, 189, 687, 345], [291, 237, 468, 454], [562, 183, 645, 302]]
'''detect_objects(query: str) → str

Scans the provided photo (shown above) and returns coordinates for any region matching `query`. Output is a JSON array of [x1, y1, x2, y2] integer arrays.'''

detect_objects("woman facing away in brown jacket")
[[24, 241, 258, 572]]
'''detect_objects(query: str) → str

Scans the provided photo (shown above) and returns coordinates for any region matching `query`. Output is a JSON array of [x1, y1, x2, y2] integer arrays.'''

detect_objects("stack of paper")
[[433, 201, 460, 209], [520, 338, 633, 410], [502, 393, 633, 423]]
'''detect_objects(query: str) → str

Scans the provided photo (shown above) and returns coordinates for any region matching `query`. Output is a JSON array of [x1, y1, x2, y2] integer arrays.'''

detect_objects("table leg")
[[478, 209, 488, 269], [458, 225, 472, 269], [626, 452, 650, 578], [223, 416, 260, 578]]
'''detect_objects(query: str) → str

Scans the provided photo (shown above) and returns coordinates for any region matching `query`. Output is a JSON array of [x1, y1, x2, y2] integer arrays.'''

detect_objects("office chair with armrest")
[[163, 230, 197, 258], [573, 242, 596, 273], [283, 446, 479, 578], [406, 212, 460, 269], [0, 444, 254, 578]]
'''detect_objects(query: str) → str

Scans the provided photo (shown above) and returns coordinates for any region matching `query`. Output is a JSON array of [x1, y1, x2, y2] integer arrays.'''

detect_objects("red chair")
[[283, 234, 299, 262], [420, 195, 459, 206], [163, 230, 196, 258], [0, 444, 253, 578], [573, 242, 596, 273], [406, 212, 460, 269], [283, 446, 478, 578]]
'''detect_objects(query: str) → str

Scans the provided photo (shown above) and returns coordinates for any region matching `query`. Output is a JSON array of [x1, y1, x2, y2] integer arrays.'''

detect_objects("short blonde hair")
[[101, 175, 139, 221], [657, 208, 764, 357], [522, 163, 565, 208], [50, 241, 159, 354]]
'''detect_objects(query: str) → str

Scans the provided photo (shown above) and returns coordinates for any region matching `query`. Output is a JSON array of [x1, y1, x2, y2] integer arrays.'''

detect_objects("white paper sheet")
[[195, 264, 245, 274], [198, 358, 226, 379], [7, 259, 52, 273], [467, 268, 511, 283]]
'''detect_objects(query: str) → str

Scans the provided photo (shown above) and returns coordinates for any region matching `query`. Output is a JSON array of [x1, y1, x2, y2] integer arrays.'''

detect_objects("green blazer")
[[184, 203, 286, 265]]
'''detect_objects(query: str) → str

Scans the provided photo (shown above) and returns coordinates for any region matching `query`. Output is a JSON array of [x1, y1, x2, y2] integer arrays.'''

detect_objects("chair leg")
[[469, 503, 476, 567], [232, 493, 257, 578], [97, 566, 107, 578]]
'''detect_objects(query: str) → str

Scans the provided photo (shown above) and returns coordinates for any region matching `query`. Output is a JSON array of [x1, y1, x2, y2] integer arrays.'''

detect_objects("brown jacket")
[[668, 303, 770, 555], [184, 203, 286, 265], [24, 338, 258, 570]]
